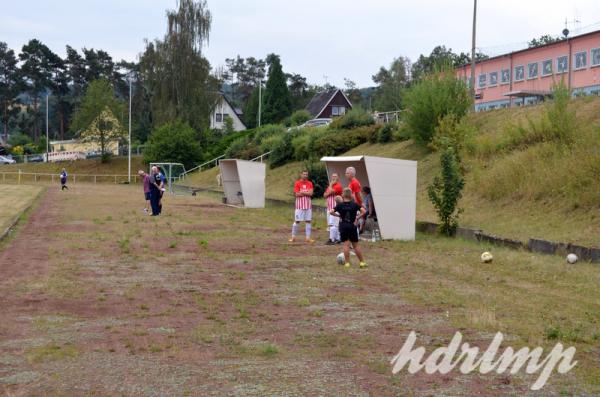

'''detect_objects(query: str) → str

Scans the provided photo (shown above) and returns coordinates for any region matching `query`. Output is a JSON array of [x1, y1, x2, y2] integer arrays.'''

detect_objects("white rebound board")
[[321, 155, 417, 240], [219, 159, 266, 208]]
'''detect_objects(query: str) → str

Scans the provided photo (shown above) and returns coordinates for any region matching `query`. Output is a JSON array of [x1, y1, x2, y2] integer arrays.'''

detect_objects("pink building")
[[456, 29, 600, 111]]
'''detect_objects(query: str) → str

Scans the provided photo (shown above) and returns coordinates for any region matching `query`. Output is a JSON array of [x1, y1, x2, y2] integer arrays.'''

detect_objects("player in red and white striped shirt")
[[289, 170, 315, 243], [324, 172, 343, 244]]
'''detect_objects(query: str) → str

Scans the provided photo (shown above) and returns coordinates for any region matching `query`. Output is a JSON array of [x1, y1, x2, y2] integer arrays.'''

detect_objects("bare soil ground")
[[0, 185, 598, 396]]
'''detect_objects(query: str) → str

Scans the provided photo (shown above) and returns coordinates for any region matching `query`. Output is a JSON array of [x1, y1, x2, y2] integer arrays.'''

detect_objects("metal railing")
[[178, 154, 225, 180], [0, 170, 140, 184], [250, 150, 272, 163]]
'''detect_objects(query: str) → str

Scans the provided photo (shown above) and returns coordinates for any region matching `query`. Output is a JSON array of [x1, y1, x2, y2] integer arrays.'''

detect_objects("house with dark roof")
[[305, 88, 353, 119], [210, 93, 246, 131]]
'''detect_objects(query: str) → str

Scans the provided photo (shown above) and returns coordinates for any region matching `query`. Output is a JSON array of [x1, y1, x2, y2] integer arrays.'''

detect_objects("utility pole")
[[45, 94, 49, 161], [257, 79, 262, 127], [470, 0, 478, 101], [128, 76, 132, 183]]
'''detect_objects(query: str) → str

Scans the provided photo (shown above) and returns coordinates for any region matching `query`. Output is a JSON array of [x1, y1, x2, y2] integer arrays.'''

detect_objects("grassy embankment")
[[185, 96, 600, 247]]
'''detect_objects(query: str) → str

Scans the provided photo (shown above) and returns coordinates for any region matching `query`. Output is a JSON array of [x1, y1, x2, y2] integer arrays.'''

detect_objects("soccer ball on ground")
[[566, 253, 578, 264], [480, 251, 493, 263], [336, 251, 356, 265]]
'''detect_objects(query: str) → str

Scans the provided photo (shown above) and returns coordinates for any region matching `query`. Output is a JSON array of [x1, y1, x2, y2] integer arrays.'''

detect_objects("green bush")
[[403, 69, 471, 145], [376, 124, 395, 143], [269, 132, 295, 168], [547, 81, 576, 146], [427, 147, 465, 236], [303, 161, 329, 198], [252, 124, 286, 145], [143, 120, 202, 170], [430, 114, 475, 163], [290, 110, 312, 126], [204, 128, 254, 160], [225, 135, 260, 160], [329, 107, 374, 129], [311, 125, 378, 158]]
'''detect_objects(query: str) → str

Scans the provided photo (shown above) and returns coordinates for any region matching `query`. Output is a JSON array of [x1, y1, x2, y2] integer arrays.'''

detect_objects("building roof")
[[305, 88, 352, 118], [457, 28, 600, 69]]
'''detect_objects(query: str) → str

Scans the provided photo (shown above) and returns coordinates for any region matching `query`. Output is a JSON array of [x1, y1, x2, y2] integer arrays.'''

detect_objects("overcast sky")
[[2, 0, 599, 87]]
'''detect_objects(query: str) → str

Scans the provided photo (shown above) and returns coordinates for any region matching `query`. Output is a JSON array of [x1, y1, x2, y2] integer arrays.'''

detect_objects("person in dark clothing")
[[60, 168, 68, 190], [149, 166, 163, 216], [330, 188, 368, 268]]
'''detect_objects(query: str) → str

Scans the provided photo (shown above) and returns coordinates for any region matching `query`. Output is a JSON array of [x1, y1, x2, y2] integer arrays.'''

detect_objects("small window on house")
[[574, 51, 587, 70], [331, 106, 339, 116], [514, 65, 524, 81], [489, 72, 498, 86], [215, 113, 223, 122], [542, 60, 553, 76], [592, 48, 600, 67], [478, 74, 486, 88], [557, 56, 568, 73], [527, 62, 538, 79], [500, 69, 510, 84], [222, 113, 230, 120], [339, 106, 346, 115]]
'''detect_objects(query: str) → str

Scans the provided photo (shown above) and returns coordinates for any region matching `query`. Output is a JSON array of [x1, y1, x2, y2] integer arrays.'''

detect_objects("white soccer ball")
[[336, 251, 356, 265], [566, 253, 578, 264], [480, 251, 493, 263]]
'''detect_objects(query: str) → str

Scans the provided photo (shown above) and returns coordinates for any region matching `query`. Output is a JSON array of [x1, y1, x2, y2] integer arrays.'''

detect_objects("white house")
[[210, 93, 246, 132]]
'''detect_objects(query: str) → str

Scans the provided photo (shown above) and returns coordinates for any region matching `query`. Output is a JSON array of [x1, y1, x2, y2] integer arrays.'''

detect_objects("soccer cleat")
[[359, 262, 368, 268], [344, 262, 350, 268], [288, 237, 296, 242], [305, 238, 315, 244], [325, 239, 335, 245]]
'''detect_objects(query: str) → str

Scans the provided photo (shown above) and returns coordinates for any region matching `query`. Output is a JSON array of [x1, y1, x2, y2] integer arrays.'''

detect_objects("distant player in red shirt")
[[345, 166, 363, 206], [324, 172, 343, 244], [290, 170, 315, 243]]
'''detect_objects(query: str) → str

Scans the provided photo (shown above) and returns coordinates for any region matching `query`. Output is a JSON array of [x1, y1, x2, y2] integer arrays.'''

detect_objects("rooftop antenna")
[[563, 17, 581, 37], [323, 74, 329, 85]]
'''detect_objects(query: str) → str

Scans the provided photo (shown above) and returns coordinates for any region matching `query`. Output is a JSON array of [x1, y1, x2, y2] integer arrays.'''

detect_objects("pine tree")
[[262, 54, 291, 124], [244, 85, 261, 129]]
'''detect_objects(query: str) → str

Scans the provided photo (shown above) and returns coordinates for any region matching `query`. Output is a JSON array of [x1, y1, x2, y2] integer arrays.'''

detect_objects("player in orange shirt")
[[345, 166, 363, 207], [289, 170, 315, 243]]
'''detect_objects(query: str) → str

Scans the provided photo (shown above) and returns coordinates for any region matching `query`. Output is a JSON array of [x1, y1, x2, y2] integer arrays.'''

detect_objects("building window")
[[574, 51, 587, 70], [514, 65, 524, 81], [590, 48, 600, 67], [478, 73, 486, 88], [215, 113, 223, 122], [489, 71, 498, 86], [542, 59, 553, 76], [557, 56, 568, 73], [527, 62, 538, 79], [331, 106, 346, 116], [500, 69, 510, 84]]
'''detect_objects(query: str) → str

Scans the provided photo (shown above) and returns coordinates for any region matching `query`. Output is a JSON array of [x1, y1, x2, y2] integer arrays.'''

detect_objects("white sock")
[[330, 225, 338, 241], [292, 223, 299, 237], [305, 223, 312, 239]]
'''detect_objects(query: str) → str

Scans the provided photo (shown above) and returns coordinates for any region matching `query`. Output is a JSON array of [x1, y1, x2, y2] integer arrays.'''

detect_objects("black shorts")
[[339, 223, 359, 243], [145, 192, 151, 200]]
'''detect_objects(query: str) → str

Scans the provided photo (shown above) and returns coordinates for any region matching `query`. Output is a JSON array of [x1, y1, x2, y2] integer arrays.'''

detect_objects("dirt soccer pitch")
[[1, 184, 599, 396]]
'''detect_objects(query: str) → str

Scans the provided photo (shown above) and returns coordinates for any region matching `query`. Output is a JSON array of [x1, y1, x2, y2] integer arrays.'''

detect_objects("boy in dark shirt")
[[330, 188, 368, 268]]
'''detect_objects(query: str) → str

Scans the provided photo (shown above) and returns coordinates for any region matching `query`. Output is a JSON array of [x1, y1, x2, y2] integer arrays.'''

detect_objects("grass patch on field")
[[26, 344, 78, 363], [0, 185, 44, 235]]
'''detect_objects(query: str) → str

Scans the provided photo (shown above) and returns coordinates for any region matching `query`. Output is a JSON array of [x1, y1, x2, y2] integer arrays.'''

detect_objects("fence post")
[[114, 175, 117, 184], [73, 175, 76, 184], [94, 175, 97, 184], [18, 170, 21, 185]]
